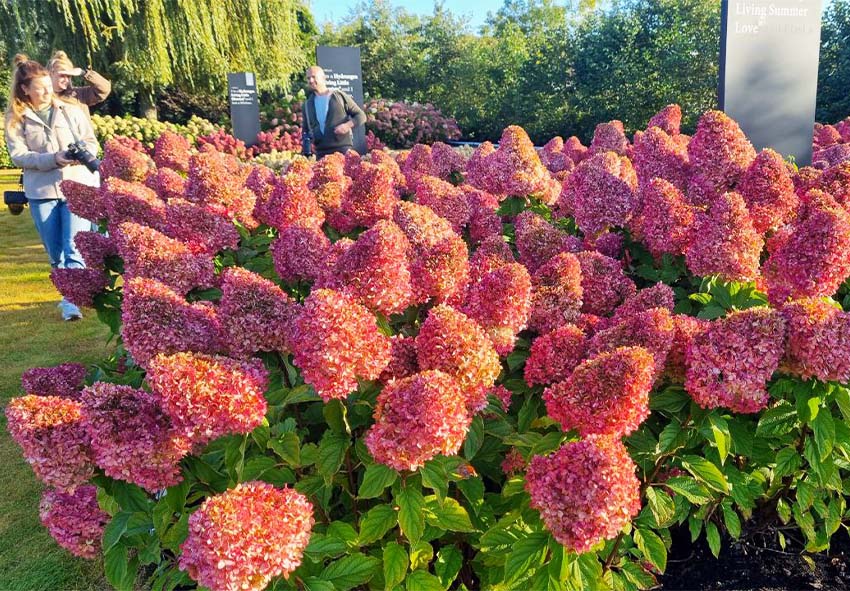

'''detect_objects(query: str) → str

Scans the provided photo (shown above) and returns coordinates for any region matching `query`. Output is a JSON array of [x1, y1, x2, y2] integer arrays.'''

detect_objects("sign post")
[[719, 1, 823, 165], [317, 46, 367, 154], [227, 72, 261, 148]]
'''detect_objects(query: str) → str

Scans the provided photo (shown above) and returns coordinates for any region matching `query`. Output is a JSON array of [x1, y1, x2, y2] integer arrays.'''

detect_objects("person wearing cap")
[[47, 50, 111, 115], [301, 66, 366, 159]]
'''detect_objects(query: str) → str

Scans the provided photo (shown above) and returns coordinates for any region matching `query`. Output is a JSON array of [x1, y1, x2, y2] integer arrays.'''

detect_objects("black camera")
[[3, 189, 28, 215], [65, 140, 100, 173]]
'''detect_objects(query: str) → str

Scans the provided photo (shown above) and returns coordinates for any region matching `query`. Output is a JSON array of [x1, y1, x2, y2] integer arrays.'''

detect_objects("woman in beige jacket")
[[5, 55, 100, 320]]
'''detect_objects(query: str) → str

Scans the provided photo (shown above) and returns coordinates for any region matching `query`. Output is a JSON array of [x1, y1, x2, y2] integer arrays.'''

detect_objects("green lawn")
[[0, 171, 112, 590]]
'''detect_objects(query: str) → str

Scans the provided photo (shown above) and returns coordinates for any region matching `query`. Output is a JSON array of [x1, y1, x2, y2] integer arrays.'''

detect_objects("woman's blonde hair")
[[5, 54, 51, 127], [47, 50, 75, 74]]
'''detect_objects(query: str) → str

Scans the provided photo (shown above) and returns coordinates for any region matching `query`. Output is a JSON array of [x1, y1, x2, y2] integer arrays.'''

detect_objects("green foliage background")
[[0, 0, 848, 141]]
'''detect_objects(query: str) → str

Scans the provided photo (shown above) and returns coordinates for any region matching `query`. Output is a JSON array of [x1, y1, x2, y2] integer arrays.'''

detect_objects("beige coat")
[[5, 99, 100, 201]]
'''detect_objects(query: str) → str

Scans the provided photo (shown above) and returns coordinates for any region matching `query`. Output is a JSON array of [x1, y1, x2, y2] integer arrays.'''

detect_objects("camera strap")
[[57, 105, 84, 145]]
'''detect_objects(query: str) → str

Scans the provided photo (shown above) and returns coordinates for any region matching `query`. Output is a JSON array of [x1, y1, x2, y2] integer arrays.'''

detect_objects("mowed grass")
[[0, 171, 112, 590]]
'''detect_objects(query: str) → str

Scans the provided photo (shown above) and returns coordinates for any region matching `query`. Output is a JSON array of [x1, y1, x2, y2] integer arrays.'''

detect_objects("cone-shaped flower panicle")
[[49, 268, 108, 308], [22, 363, 87, 399], [121, 277, 222, 366], [664, 315, 708, 382], [100, 139, 153, 183], [560, 151, 637, 235], [529, 252, 584, 334], [686, 110, 756, 202], [401, 143, 433, 192], [186, 151, 257, 229], [271, 225, 331, 284], [60, 180, 107, 222], [164, 199, 240, 253], [431, 141, 467, 181], [115, 221, 215, 294], [290, 289, 391, 401], [632, 126, 689, 191], [515, 210, 582, 274], [631, 178, 694, 259], [589, 120, 629, 156], [612, 283, 675, 324], [816, 161, 850, 208], [685, 192, 763, 282], [780, 298, 850, 383], [341, 161, 399, 228], [465, 186, 503, 245], [576, 251, 636, 317], [416, 305, 501, 412], [254, 165, 324, 231], [414, 175, 470, 233], [39, 486, 109, 560], [737, 148, 798, 233], [685, 307, 786, 413], [379, 335, 420, 384], [462, 262, 532, 355], [587, 308, 676, 378], [525, 323, 587, 386], [145, 167, 188, 201], [179, 482, 314, 591], [648, 104, 683, 135], [365, 370, 471, 471], [762, 190, 850, 304], [153, 131, 191, 173], [102, 177, 166, 230], [146, 352, 269, 446], [526, 436, 641, 554], [5, 395, 92, 492], [544, 346, 655, 437], [74, 231, 118, 270], [80, 383, 190, 491], [468, 235, 516, 286], [218, 267, 297, 358]]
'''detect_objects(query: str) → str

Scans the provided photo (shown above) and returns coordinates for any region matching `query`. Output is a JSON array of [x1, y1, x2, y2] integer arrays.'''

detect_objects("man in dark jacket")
[[301, 66, 366, 159]]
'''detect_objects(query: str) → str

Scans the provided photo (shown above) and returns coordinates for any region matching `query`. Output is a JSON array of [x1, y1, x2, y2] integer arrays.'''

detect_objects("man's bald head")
[[306, 66, 328, 94]]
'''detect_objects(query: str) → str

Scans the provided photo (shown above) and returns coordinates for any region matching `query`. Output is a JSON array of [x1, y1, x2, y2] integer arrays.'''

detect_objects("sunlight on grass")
[[0, 192, 113, 590]]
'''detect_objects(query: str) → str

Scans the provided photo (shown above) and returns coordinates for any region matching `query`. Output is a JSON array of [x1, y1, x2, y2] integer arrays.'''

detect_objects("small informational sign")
[[317, 46, 367, 154], [227, 72, 261, 147], [719, 0, 823, 165]]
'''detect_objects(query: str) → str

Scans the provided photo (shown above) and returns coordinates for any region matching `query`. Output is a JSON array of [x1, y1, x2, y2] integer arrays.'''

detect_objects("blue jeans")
[[28, 199, 89, 269]]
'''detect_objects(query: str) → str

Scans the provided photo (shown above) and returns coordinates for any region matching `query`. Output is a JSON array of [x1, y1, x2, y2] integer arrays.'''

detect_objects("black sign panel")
[[227, 72, 261, 147], [317, 46, 367, 154], [720, 1, 823, 165]]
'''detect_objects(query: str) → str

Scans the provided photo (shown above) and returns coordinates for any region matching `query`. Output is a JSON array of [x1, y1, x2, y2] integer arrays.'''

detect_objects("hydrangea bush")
[[8, 106, 850, 591]]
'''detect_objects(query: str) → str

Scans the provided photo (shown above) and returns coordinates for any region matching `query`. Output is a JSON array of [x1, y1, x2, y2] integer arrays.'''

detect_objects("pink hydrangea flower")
[[563, 136, 588, 164], [465, 142, 500, 194], [465, 186, 503, 245], [414, 175, 470, 233], [309, 153, 350, 210], [584, 231, 624, 259], [529, 252, 584, 334], [576, 251, 636, 317], [49, 268, 108, 308], [145, 167, 188, 201], [631, 178, 695, 259], [685, 307, 786, 413], [179, 482, 314, 591], [102, 177, 167, 230], [115, 221, 216, 294], [685, 192, 763, 282], [121, 277, 223, 366], [416, 305, 501, 412], [816, 161, 850, 209], [468, 235, 516, 286], [400, 144, 433, 192], [164, 199, 240, 253], [737, 149, 798, 233], [322, 220, 415, 316], [539, 137, 575, 174], [665, 315, 708, 383], [253, 165, 324, 231], [524, 323, 587, 386], [762, 190, 850, 304], [80, 383, 190, 491], [632, 126, 689, 191], [589, 121, 629, 156], [611, 283, 675, 324], [514, 210, 582, 273], [245, 164, 277, 203], [186, 151, 257, 229], [648, 104, 683, 135], [379, 335, 419, 384], [430, 141, 467, 181], [146, 352, 269, 445], [394, 201, 469, 304], [526, 436, 641, 553], [21, 363, 87, 399], [153, 131, 191, 173], [99, 139, 153, 183], [340, 161, 399, 228], [5, 395, 93, 492], [218, 267, 297, 358], [544, 346, 655, 437], [60, 180, 107, 222], [271, 225, 331, 284], [560, 152, 637, 235], [587, 308, 676, 378], [369, 149, 406, 192], [365, 370, 471, 471], [39, 486, 109, 559], [74, 231, 117, 270], [462, 262, 532, 355], [686, 110, 756, 203], [290, 289, 391, 401], [780, 298, 850, 383]]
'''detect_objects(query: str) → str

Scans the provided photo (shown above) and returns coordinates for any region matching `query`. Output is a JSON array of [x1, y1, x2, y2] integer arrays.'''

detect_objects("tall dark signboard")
[[720, 0, 822, 165], [227, 72, 261, 147], [317, 46, 367, 154]]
